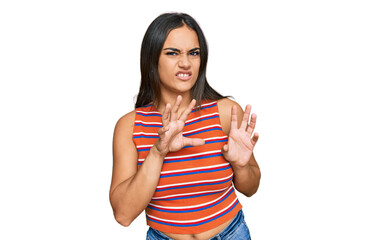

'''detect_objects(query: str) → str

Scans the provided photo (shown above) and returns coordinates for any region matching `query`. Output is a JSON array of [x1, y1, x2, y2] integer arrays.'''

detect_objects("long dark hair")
[[135, 12, 226, 109]]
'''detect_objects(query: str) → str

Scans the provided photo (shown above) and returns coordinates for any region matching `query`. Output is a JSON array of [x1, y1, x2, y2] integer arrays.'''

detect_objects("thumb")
[[183, 137, 205, 147], [222, 144, 229, 153]]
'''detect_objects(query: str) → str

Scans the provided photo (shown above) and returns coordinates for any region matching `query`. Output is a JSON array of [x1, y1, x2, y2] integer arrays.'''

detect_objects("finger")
[[183, 137, 205, 147], [230, 105, 238, 130], [251, 132, 259, 146], [162, 103, 171, 126], [240, 104, 251, 130], [247, 113, 257, 136], [158, 125, 170, 135], [179, 99, 196, 122], [171, 95, 182, 121]]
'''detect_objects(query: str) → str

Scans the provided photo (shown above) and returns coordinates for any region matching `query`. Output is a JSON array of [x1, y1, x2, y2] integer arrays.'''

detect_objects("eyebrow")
[[163, 47, 200, 52]]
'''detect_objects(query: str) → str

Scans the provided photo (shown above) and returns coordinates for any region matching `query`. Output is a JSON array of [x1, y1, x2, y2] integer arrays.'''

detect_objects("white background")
[[1, 0, 371, 239]]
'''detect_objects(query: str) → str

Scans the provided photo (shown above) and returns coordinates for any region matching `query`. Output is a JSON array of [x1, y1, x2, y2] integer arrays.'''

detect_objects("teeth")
[[178, 73, 190, 77]]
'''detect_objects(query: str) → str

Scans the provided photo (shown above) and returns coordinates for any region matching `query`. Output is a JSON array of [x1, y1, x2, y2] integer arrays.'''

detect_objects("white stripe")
[[164, 150, 221, 160], [149, 186, 233, 209], [137, 110, 160, 114], [161, 163, 230, 175], [185, 112, 219, 124], [147, 197, 238, 224], [204, 136, 228, 141], [183, 124, 222, 135], [156, 173, 233, 189], [151, 186, 230, 200], [137, 144, 153, 149], [135, 120, 162, 125], [133, 132, 158, 136], [198, 101, 217, 108]]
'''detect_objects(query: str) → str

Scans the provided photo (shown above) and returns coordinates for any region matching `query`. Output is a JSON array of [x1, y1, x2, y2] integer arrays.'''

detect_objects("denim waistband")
[[147, 210, 246, 240], [209, 209, 244, 240]]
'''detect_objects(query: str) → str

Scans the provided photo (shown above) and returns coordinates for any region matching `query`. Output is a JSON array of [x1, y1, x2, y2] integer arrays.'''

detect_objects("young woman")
[[110, 13, 260, 240]]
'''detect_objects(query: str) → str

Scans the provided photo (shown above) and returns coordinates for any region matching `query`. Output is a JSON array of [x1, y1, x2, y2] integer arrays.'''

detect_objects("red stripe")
[[161, 165, 228, 176]]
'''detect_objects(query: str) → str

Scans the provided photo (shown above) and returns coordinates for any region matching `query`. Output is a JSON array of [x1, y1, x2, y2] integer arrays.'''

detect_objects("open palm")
[[155, 96, 205, 156], [222, 105, 259, 167]]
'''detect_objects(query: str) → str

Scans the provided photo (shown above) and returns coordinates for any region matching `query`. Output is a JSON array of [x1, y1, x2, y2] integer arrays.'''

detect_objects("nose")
[[178, 54, 191, 69]]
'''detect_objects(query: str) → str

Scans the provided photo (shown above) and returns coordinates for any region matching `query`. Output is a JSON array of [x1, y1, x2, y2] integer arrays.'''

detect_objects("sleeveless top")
[[132, 101, 242, 234]]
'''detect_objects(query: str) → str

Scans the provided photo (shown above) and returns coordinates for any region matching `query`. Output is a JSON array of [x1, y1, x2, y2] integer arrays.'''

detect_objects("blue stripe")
[[185, 115, 219, 126], [147, 200, 239, 227], [184, 127, 222, 137], [160, 166, 230, 178], [133, 135, 159, 139], [191, 103, 217, 113], [151, 190, 224, 201], [148, 188, 233, 213], [137, 153, 223, 166], [156, 177, 232, 192], [135, 123, 162, 127], [136, 113, 162, 117], [206, 139, 228, 144], [163, 153, 223, 164], [138, 148, 151, 152]]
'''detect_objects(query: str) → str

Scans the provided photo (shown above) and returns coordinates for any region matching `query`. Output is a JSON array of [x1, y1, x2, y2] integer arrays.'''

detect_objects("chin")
[[176, 83, 196, 93]]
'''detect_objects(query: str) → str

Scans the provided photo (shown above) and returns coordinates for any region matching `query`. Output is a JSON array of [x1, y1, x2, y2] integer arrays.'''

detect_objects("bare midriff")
[[161, 216, 234, 240]]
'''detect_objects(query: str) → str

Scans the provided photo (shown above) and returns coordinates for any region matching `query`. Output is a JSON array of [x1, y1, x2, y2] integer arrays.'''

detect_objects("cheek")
[[158, 59, 175, 77], [158, 63, 169, 80]]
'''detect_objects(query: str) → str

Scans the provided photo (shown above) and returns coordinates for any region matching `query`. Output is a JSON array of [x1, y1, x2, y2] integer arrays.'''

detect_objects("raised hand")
[[222, 104, 259, 167], [154, 96, 205, 156]]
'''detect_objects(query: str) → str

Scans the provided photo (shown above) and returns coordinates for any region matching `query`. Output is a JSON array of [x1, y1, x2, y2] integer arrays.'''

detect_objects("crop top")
[[132, 100, 242, 234]]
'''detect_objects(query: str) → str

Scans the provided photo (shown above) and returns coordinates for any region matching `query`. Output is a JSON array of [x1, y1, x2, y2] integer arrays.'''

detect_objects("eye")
[[189, 51, 200, 56], [165, 51, 178, 56]]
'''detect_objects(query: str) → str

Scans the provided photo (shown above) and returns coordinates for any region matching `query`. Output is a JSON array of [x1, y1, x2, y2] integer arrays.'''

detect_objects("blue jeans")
[[146, 210, 251, 240]]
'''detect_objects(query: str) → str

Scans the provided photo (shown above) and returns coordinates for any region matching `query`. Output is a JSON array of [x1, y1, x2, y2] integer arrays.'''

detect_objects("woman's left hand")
[[222, 104, 259, 167]]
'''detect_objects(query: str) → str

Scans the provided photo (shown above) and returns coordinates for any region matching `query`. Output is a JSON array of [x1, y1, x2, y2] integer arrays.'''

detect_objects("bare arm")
[[218, 99, 261, 197], [109, 110, 164, 226], [109, 96, 204, 227]]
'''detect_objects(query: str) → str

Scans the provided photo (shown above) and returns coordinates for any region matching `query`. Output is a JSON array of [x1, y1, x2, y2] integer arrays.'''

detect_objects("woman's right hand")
[[154, 95, 205, 156]]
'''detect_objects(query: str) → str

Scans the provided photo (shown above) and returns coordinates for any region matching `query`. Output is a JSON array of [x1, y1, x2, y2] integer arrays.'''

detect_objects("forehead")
[[163, 25, 200, 49]]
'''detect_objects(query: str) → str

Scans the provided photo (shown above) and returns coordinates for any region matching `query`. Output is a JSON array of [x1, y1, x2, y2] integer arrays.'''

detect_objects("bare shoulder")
[[217, 98, 243, 112], [112, 109, 137, 168], [113, 110, 137, 158], [217, 98, 244, 135], [114, 110, 136, 135]]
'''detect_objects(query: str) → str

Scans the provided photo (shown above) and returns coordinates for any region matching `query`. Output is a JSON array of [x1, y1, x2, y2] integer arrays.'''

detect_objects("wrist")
[[152, 141, 168, 158], [230, 160, 250, 171]]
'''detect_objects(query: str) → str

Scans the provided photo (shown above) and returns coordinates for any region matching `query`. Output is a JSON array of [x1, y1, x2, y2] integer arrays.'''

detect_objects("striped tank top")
[[133, 100, 242, 234]]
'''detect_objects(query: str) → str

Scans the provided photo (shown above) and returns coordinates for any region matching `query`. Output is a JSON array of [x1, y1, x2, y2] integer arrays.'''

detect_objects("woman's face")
[[158, 25, 201, 96]]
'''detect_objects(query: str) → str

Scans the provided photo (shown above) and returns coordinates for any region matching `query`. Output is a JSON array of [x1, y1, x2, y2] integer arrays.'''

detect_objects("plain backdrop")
[[1, 0, 371, 239]]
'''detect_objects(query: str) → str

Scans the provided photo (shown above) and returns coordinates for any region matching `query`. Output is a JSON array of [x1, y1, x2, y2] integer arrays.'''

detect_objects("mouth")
[[176, 71, 192, 81]]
